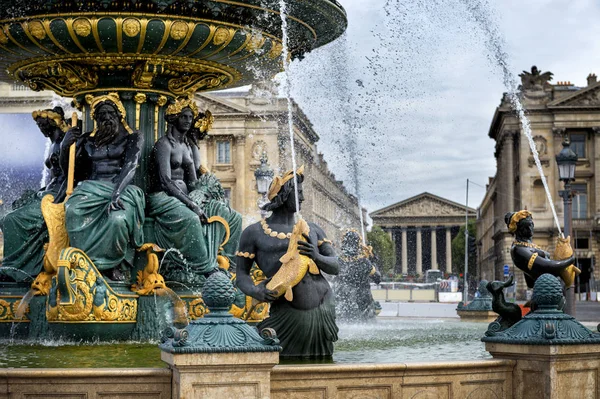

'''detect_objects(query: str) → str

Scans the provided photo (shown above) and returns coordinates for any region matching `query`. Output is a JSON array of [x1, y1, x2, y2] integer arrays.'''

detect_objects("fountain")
[[0, 0, 347, 342]]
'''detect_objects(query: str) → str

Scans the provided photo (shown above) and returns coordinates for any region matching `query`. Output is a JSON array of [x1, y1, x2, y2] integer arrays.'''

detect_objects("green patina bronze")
[[456, 280, 493, 312], [159, 270, 281, 353], [482, 274, 600, 345]]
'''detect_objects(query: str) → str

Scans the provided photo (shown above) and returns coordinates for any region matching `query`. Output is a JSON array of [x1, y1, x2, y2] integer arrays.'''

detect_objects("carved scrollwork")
[[132, 62, 164, 89], [17, 62, 98, 97], [168, 72, 228, 95]]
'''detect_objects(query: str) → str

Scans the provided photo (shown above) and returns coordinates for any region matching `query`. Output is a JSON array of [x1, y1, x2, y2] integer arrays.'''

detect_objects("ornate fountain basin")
[[0, 0, 347, 97]]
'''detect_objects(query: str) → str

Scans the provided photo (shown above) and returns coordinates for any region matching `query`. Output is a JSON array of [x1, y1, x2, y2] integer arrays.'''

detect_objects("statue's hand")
[[253, 278, 277, 303], [66, 126, 83, 143], [298, 233, 319, 260], [193, 206, 208, 224], [108, 195, 125, 213]]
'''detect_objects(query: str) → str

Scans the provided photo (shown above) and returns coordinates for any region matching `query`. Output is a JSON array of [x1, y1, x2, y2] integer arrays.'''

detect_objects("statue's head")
[[341, 230, 361, 256], [89, 93, 131, 145], [32, 106, 67, 137], [505, 210, 533, 238], [263, 165, 305, 213], [166, 97, 213, 141]]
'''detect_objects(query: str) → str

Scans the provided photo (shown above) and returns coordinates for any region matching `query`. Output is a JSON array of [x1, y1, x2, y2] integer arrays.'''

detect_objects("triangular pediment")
[[195, 92, 250, 115], [548, 82, 600, 108], [370, 192, 475, 219]]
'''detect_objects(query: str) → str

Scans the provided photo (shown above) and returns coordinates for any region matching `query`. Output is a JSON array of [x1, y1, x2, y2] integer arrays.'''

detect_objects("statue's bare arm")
[[110, 131, 143, 211]]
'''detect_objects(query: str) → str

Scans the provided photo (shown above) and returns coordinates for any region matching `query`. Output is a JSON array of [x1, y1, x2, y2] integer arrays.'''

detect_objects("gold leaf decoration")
[[28, 21, 46, 40], [73, 19, 92, 37], [213, 27, 230, 45], [170, 21, 189, 40], [123, 18, 141, 38]]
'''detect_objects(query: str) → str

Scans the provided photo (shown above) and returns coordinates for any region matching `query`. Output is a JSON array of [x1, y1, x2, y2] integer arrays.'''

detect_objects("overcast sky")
[[1, 0, 600, 216]]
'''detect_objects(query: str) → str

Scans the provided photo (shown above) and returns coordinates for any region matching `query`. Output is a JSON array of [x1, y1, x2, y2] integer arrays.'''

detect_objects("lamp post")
[[254, 152, 274, 219], [555, 136, 578, 316]]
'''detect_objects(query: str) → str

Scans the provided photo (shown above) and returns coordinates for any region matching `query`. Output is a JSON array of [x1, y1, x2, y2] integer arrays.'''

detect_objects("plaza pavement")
[[379, 300, 600, 323]]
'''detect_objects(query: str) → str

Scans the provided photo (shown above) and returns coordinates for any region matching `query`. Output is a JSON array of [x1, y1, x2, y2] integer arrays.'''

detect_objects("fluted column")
[[504, 132, 515, 211], [198, 139, 208, 168], [446, 227, 452, 274], [401, 228, 408, 274], [431, 227, 438, 270], [416, 228, 422, 276], [235, 135, 246, 213]]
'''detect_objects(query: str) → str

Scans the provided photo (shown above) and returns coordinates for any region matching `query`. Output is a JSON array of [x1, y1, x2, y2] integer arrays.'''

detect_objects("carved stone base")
[[457, 310, 498, 322]]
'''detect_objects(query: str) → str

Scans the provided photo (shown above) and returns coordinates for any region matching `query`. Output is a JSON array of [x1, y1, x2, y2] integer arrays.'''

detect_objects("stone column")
[[503, 132, 515, 211], [431, 228, 438, 270], [416, 228, 422, 276], [401, 228, 408, 275], [198, 138, 209, 168], [446, 228, 452, 274], [235, 134, 247, 214]]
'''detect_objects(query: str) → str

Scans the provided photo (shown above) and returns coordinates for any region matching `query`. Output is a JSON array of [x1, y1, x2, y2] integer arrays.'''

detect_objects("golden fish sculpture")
[[266, 218, 320, 301], [553, 235, 581, 287]]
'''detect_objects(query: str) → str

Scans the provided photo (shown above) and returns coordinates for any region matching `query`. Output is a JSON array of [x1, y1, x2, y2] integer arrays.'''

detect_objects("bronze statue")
[[506, 210, 579, 291], [61, 93, 145, 281], [0, 107, 67, 282], [147, 97, 241, 286], [334, 230, 380, 322], [235, 167, 340, 359]]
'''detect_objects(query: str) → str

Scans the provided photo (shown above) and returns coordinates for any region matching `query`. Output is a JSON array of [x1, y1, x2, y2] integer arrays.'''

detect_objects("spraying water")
[[39, 139, 51, 188], [278, 0, 301, 218], [460, 0, 563, 236]]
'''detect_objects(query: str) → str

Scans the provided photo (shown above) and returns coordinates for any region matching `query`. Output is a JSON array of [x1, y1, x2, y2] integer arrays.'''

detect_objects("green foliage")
[[451, 220, 477, 278], [367, 226, 396, 275]]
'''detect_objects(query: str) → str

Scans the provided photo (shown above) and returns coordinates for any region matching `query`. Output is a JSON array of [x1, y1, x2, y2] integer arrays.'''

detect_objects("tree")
[[451, 220, 477, 280], [367, 226, 396, 275]]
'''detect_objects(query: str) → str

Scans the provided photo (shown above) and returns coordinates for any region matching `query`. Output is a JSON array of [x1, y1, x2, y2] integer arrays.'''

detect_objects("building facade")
[[477, 67, 600, 298], [0, 83, 365, 249], [371, 192, 475, 277]]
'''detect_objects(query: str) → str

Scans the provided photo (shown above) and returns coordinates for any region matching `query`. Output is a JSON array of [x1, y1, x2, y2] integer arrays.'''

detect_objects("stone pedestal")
[[486, 343, 600, 399], [162, 351, 279, 399], [456, 309, 497, 322]]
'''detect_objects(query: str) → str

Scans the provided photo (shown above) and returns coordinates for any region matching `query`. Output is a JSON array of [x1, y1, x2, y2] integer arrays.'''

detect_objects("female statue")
[[1, 107, 67, 281], [148, 97, 242, 286], [506, 210, 577, 289], [235, 168, 340, 358], [334, 230, 379, 322]]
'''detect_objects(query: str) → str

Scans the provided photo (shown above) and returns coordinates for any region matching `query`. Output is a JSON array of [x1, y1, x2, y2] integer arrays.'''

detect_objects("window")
[[572, 183, 587, 219], [223, 188, 231, 205], [532, 180, 545, 209], [570, 133, 586, 158], [216, 140, 231, 164], [575, 238, 589, 249]]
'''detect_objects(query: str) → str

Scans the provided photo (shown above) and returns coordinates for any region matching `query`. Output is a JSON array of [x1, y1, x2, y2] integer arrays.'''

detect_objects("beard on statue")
[[95, 117, 119, 146]]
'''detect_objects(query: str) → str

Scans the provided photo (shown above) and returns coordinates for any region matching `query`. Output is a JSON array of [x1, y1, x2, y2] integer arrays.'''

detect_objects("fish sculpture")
[[132, 243, 166, 295], [266, 218, 320, 302], [553, 235, 581, 287]]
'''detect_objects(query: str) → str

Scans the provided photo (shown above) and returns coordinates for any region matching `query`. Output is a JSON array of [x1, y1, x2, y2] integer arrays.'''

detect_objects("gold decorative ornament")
[[132, 62, 163, 89], [166, 96, 199, 117], [89, 92, 133, 133], [508, 210, 532, 233], [132, 243, 166, 295], [28, 21, 46, 40], [267, 164, 304, 201], [194, 109, 214, 133], [261, 219, 292, 240], [246, 34, 265, 52], [0, 299, 28, 322], [123, 18, 141, 37], [168, 73, 227, 95], [31, 109, 69, 132], [134, 93, 147, 104], [170, 21, 189, 40], [527, 253, 538, 270], [236, 251, 256, 259], [0, 28, 8, 44], [513, 241, 540, 249], [157, 95, 168, 107], [17, 62, 98, 97], [268, 42, 283, 60], [213, 27, 231, 45], [47, 247, 138, 322], [73, 19, 92, 37]]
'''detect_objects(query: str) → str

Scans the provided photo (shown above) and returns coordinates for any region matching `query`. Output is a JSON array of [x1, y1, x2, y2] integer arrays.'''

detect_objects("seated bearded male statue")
[[60, 93, 145, 281]]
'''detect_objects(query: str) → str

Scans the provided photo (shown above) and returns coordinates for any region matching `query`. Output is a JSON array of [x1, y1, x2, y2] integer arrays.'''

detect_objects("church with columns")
[[370, 192, 476, 277]]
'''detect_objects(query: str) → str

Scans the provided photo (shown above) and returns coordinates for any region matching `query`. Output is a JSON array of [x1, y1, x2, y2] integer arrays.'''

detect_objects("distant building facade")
[[477, 68, 600, 298], [0, 83, 365, 249], [371, 192, 475, 276]]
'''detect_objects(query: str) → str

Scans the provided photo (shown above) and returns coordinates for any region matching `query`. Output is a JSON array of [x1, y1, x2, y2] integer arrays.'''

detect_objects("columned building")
[[0, 82, 365, 249], [371, 192, 475, 276], [477, 67, 600, 298]]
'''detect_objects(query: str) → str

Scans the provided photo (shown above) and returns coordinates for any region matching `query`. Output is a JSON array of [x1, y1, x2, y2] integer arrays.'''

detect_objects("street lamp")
[[555, 135, 578, 316], [254, 152, 274, 219]]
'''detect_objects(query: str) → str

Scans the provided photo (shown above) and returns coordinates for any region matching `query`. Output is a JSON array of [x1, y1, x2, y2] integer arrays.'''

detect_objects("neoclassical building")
[[477, 67, 600, 298], [0, 83, 365, 247], [371, 192, 475, 276]]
